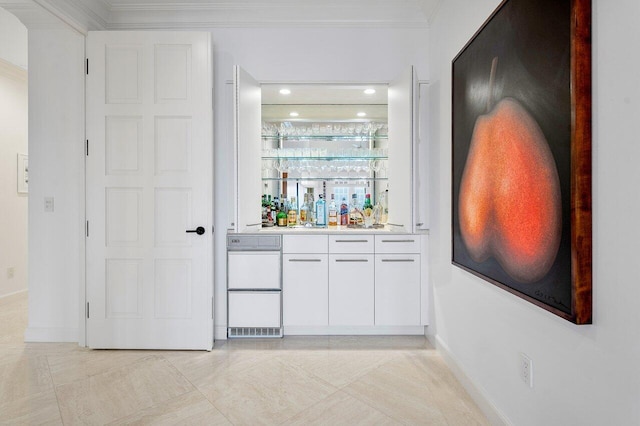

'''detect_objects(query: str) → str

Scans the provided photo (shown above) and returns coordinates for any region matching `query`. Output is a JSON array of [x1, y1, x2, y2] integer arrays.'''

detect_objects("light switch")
[[44, 197, 54, 212]]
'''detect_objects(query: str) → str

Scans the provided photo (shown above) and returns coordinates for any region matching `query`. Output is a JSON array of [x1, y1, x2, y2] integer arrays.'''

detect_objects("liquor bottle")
[[276, 199, 288, 226], [306, 188, 315, 226], [349, 193, 359, 226], [299, 193, 309, 225], [340, 197, 349, 225], [363, 193, 373, 221], [287, 196, 297, 227], [328, 194, 338, 227], [316, 194, 326, 226], [266, 204, 273, 225]]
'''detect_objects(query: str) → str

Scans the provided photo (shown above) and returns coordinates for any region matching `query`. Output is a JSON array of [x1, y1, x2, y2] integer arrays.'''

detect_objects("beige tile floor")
[[0, 292, 489, 425]]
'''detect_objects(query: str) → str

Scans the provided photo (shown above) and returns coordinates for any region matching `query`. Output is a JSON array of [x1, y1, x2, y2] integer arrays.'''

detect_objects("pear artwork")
[[458, 58, 562, 283]]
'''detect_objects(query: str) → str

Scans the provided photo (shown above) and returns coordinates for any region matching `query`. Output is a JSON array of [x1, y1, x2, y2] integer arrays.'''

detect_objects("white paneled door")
[[86, 32, 213, 349]]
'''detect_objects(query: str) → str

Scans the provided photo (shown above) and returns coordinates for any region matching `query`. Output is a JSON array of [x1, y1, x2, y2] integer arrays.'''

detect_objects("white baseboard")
[[24, 327, 78, 343], [214, 325, 228, 340], [0, 289, 27, 305], [284, 325, 425, 335], [216, 325, 424, 341], [435, 335, 511, 426]]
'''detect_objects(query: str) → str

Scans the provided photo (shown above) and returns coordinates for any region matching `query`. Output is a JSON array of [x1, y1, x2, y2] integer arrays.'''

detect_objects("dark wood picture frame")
[[451, 0, 591, 324]]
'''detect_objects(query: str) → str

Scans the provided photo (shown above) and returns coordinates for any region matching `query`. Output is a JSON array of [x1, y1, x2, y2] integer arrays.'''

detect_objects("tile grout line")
[[45, 353, 66, 425], [160, 351, 237, 426]]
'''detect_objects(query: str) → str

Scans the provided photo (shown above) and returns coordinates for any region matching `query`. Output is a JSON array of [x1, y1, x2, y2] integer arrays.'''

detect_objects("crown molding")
[[2, 0, 437, 33], [105, 1, 430, 29], [0, 0, 72, 30]]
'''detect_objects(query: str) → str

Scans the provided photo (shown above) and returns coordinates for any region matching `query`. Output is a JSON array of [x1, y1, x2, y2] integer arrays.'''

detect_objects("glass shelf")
[[261, 134, 388, 141], [262, 156, 388, 161], [261, 177, 388, 182]]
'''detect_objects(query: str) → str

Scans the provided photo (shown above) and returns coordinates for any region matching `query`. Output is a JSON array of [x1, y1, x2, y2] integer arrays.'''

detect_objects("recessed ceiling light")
[[364, 89, 376, 95], [279, 89, 291, 95], [357, 112, 367, 117], [289, 112, 299, 117]]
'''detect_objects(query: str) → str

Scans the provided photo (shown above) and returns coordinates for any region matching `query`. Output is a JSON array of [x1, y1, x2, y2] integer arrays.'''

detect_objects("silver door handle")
[[381, 259, 415, 262], [335, 259, 369, 262], [246, 223, 262, 227], [334, 239, 369, 243], [288, 259, 322, 262], [380, 239, 415, 243]]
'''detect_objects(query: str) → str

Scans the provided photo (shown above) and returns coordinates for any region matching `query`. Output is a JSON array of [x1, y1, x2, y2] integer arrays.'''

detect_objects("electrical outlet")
[[44, 197, 54, 212], [7, 267, 15, 279], [520, 352, 533, 388]]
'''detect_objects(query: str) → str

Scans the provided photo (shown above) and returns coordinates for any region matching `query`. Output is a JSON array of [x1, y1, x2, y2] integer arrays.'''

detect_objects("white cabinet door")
[[375, 254, 421, 326], [86, 31, 213, 350], [415, 82, 430, 231], [388, 66, 418, 231], [283, 254, 328, 326], [329, 254, 374, 326], [233, 66, 262, 232]]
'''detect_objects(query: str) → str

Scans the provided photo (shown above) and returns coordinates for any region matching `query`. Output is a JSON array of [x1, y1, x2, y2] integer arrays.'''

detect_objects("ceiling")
[[1, 0, 442, 31], [261, 83, 389, 122]]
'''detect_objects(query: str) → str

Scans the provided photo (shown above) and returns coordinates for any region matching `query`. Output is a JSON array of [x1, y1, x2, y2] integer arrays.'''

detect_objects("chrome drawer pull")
[[335, 259, 369, 262], [335, 239, 369, 243], [381, 259, 415, 262], [246, 223, 262, 227], [288, 259, 322, 262], [380, 239, 415, 243]]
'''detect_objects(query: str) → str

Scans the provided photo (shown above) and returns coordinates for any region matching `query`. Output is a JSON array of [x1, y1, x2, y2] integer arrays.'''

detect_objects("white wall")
[[0, 60, 28, 299], [13, 17, 428, 342], [0, 6, 27, 69], [428, 0, 640, 424], [25, 26, 85, 342]]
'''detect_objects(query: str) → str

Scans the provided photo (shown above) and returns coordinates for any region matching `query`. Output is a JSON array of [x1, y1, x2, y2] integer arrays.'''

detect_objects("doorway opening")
[[0, 6, 28, 343]]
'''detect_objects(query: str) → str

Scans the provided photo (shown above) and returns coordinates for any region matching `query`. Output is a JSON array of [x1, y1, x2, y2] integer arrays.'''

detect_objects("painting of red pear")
[[451, 0, 592, 324], [459, 95, 562, 284]]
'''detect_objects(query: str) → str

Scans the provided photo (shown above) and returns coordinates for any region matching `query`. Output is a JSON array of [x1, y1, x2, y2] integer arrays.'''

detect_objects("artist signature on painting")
[[534, 290, 570, 310]]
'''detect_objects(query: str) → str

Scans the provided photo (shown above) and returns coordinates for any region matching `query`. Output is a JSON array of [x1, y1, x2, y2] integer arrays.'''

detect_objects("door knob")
[[186, 226, 205, 235]]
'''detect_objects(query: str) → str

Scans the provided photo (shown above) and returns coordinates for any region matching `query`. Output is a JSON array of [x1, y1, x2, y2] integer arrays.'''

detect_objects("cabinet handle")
[[381, 259, 415, 262], [334, 239, 369, 243], [288, 259, 322, 262], [380, 239, 415, 243], [246, 223, 262, 227], [335, 259, 369, 262]]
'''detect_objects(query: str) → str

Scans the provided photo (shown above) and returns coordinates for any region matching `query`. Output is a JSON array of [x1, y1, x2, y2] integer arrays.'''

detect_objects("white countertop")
[[248, 224, 428, 235]]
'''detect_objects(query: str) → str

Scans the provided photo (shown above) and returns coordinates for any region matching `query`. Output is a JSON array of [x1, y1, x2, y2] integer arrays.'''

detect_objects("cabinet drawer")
[[375, 235, 420, 254], [228, 252, 281, 290], [329, 235, 374, 254], [228, 291, 281, 328], [283, 235, 328, 254]]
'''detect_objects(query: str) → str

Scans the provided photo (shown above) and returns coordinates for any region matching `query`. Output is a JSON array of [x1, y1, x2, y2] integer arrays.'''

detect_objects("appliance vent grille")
[[228, 327, 282, 338]]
